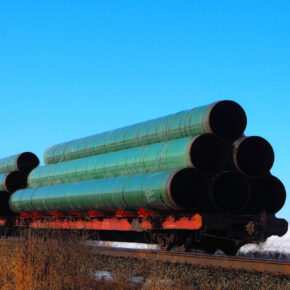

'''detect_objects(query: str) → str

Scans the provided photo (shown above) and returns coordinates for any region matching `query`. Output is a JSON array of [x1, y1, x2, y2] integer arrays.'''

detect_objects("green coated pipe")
[[0, 172, 27, 193], [10, 169, 209, 214], [29, 134, 227, 188], [0, 152, 39, 175], [44, 100, 247, 164]]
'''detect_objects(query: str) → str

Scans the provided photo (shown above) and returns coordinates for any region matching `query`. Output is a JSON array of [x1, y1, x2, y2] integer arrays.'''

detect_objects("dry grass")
[[0, 229, 98, 289], [0, 229, 288, 290]]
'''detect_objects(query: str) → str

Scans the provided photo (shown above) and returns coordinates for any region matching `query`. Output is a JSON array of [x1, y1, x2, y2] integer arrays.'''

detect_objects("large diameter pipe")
[[0, 152, 39, 175], [247, 174, 286, 214], [44, 100, 247, 164], [0, 172, 27, 193], [29, 134, 227, 188], [11, 169, 209, 214], [210, 171, 250, 213], [232, 136, 274, 177]]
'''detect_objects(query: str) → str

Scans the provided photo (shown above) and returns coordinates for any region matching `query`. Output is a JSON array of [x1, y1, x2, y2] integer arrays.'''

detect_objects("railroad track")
[[93, 247, 290, 276]]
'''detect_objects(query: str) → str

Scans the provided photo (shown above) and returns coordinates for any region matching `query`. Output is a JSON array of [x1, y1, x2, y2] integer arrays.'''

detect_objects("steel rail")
[[93, 247, 290, 276]]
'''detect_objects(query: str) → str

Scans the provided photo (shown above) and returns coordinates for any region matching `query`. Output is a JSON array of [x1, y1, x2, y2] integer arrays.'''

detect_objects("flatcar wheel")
[[152, 232, 176, 250]]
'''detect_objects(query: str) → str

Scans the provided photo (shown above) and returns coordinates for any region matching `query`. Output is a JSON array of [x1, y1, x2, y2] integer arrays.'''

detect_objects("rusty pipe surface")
[[232, 136, 274, 177]]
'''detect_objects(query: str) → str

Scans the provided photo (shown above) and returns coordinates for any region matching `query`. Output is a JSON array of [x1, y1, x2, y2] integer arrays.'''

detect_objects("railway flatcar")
[[0, 100, 287, 255]]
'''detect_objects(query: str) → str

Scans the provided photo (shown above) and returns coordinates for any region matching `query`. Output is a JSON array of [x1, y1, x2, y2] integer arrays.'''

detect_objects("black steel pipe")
[[232, 136, 274, 177], [210, 171, 251, 213], [44, 100, 247, 164]]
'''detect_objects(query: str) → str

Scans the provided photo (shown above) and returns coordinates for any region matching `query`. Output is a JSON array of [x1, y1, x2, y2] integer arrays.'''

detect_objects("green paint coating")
[[0, 174, 7, 191], [0, 154, 20, 174], [44, 103, 213, 164], [10, 171, 180, 213], [29, 137, 193, 188]]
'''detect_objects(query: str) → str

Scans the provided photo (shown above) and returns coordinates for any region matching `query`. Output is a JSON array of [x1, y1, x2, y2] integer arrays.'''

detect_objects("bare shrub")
[[0, 229, 98, 289]]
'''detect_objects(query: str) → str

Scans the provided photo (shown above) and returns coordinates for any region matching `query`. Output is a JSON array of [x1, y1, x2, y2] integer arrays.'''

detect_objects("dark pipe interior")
[[17, 152, 40, 174], [251, 175, 286, 214], [5, 172, 27, 193], [234, 136, 274, 177], [169, 168, 209, 211], [0, 191, 12, 216], [190, 134, 228, 175], [211, 171, 250, 213], [0, 191, 10, 202], [209, 100, 247, 142]]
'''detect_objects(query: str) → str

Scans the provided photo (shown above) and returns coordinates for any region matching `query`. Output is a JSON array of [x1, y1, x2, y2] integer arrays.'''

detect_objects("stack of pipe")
[[9, 101, 286, 216], [0, 153, 39, 215]]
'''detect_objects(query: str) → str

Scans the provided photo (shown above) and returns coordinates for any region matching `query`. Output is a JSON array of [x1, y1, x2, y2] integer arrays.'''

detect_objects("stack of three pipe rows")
[[9, 100, 286, 215], [0, 153, 39, 214]]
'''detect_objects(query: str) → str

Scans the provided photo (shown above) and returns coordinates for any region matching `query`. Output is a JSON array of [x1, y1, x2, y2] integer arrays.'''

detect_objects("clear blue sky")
[[0, 1, 289, 220]]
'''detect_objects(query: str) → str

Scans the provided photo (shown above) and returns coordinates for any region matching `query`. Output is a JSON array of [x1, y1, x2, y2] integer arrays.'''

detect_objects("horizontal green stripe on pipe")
[[30, 137, 193, 188], [0, 154, 20, 174], [11, 169, 209, 214], [0, 174, 7, 191], [44, 101, 246, 164], [12, 172, 178, 213]]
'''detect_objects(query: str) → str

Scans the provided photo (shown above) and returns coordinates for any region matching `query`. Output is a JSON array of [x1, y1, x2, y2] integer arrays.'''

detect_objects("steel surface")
[[93, 247, 290, 276], [11, 169, 209, 213], [29, 135, 226, 188], [44, 100, 246, 164]]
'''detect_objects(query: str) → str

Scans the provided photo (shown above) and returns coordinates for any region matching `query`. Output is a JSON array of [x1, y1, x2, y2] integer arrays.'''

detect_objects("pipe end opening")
[[211, 171, 250, 213], [235, 136, 274, 177], [6, 172, 27, 193], [17, 152, 40, 174], [169, 168, 209, 211], [190, 134, 228, 175], [209, 100, 247, 142], [251, 175, 286, 214]]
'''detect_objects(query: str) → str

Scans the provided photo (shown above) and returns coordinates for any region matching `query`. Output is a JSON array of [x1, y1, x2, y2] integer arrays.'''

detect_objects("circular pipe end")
[[16, 152, 40, 174], [211, 171, 250, 213], [208, 100, 247, 142], [168, 168, 209, 211], [190, 134, 228, 175], [251, 175, 286, 214], [5, 172, 27, 193], [234, 136, 274, 177]]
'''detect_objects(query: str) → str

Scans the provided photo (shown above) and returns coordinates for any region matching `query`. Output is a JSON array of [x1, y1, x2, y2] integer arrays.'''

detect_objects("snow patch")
[[87, 240, 160, 250], [239, 223, 290, 258], [95, 271, 173, 285]]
